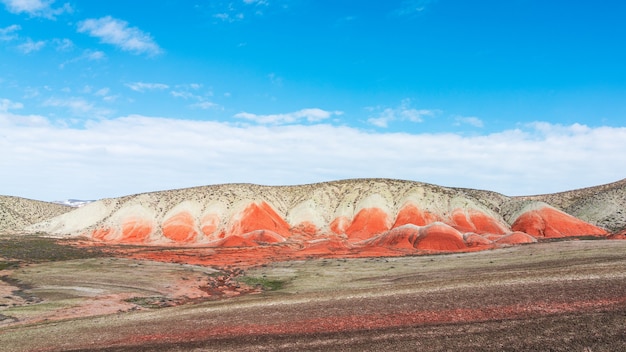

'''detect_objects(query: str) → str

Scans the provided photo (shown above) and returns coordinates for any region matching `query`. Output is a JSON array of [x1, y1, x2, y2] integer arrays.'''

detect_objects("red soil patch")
[[291, 221, 319, 238], [464, 233, 493, 247], [330, 216, 350, 235], [448, 209, 509, 235], [345, 207, 390, 241], [608, 231, 626, 239], [92, 227, 113, 241], [365, 225, 421, 250], [120, 218, 154, 243], [392, 204, 440, 227], [496, 231, 537, 245], [218, 235, 258, 248], [162, 211, 198, 243], [200, 214, 220, 238], [512, 206, 608, 238], [228, 202, 291, 238], [242, 230, 286, 245], [415, 223, 467, 251], [299, 237, 352, 255]]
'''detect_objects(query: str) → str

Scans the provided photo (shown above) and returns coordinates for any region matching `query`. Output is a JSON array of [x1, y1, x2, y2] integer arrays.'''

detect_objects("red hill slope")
[[25, 178, 621, 261]]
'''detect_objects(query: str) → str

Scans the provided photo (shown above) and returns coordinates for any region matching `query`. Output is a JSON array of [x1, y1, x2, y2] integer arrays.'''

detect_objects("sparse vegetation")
[[124, 296, 174, 309], [238, 276, 285, 291], [0, 261, 19, 270], [0, 235, 105, 263]]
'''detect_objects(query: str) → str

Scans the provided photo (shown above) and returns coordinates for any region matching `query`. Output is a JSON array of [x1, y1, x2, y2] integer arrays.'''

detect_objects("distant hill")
[[18, 178, 623, 254], [52, 199, 95, 208], [0, 196, 73, 233]]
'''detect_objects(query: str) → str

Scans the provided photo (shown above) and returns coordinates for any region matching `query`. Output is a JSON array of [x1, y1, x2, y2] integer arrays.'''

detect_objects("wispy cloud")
[[268, 72, 283, 86], [0, 0, 72, 19], [2, 109, 626, 200], [53, 38, 73, 51], [455, 116, 484, 128], [394, 0, 438, 16], [367, 99, 438, 128], [77, 16, 162, 56], [42, 97, 112, 118], [59, 49, 105, 69], [210, 0, 273, 22], [234, 108, 343, 125], [17, 38, 46, 54], [0, 24, 20, 41], [190, 101, 220, 110], [126, 82, 169, 92]]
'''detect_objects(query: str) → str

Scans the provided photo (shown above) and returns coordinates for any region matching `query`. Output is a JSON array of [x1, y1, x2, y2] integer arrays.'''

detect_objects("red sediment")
[[393, 204, 440, 228], [300, 238, 352, 255], [608, 229, 626, 240], [496, 231, 537, 245], [228, 202, 291, 238], [448, 209, 509, 235], [162, 211, 197, 243], [345, 207, 390, 241], [200, 214, 220, 238], [218, 235, 257, 247], [464, 233, 493, 247], [330, 216, 351, 235], [120, 218, 153, 243], [415, 223, 467, 251], [242, 230, 286, 245], [511, 206, 608, 238], [291, 221, 319, 237], [92, 227, 112, 241], [366, 225, 421, 250]]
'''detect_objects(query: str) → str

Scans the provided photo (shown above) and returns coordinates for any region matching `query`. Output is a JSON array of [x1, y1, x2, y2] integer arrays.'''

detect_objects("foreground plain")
[[1, 237, 625, 351]]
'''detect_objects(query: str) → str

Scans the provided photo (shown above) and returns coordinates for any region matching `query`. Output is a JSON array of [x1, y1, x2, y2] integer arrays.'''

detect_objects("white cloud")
[[42, 97, 112, 118], [77, 16, 162, 56], [0, 24, 20, 41], [1, 0, 72, 19], [1, 110, 626, 201], [94, 88, 109, 96], [17, 38, 46, 53], [455, 116, 484, 128], [234, 108, 343, 125], [126, 82, 169, 92], [170, 91, 199, 100], [190, 101, 220, 110], [0, 98, 23, 111], [367, 99, 437, 127]]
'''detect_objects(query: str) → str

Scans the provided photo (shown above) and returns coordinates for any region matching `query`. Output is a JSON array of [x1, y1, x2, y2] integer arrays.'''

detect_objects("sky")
[[1, 0, 626, 201]]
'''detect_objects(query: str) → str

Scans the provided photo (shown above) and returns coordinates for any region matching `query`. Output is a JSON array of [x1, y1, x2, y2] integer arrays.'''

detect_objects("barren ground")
[[1, 235, 625, 351]]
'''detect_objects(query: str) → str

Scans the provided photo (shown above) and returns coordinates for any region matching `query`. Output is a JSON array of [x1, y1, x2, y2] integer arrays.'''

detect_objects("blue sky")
[[1, 0, 626, 200]]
